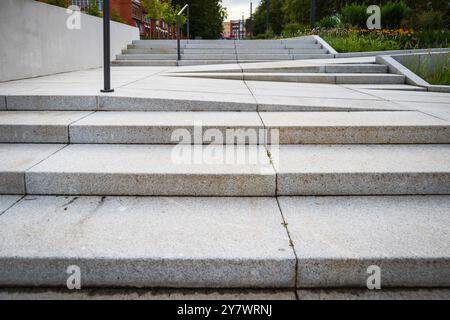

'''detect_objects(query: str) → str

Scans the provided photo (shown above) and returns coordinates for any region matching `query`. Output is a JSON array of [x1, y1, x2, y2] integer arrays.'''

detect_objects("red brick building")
[[109, 0, 176, 39], [38, 0, 174, 39]]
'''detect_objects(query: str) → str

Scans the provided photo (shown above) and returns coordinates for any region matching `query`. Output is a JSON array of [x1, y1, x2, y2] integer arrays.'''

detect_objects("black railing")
[[101, 0, 113, 92], [177, 4, 189, 61]]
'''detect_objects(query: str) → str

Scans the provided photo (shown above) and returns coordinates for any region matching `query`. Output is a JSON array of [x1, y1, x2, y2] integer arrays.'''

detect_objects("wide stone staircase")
[[0, 92, 450, 289], [113, 39, 334, 66]]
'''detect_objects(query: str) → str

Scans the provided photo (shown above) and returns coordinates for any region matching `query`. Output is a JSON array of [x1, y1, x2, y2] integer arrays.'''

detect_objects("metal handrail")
[[177, 4, 189, 61]]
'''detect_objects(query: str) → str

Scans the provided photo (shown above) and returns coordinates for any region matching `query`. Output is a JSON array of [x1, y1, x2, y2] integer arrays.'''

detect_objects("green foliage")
[[172, 0, 226, 39], [381, 1, 410, 29], [407, 53, 450, 85], [111, 9, 125, 24], [341, 3, 369, 28], [253, 29, 275, 39], [321, 29, 401, 52], [317, 15, 342, 29], [281, 23, 309, 38], [46, 0, 67, 8], [143, 0, 163, 20], [418, 11, 445, 31], [86, 0, 101, 17], [251, 0, 284, 36]]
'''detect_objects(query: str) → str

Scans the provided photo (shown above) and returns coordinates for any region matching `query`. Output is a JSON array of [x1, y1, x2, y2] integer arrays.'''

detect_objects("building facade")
[[38, 0, 174, 39]]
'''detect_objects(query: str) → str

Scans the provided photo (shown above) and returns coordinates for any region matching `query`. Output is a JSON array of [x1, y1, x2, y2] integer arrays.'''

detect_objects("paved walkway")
[[1, 60, 448, 120]]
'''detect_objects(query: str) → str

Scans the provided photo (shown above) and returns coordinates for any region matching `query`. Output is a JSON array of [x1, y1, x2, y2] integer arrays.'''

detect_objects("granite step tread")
[[271, 144, 450, 195], [24, 144, 275, 196], [0, 196, 295, 288], [2, 111, 449, 145], [280, 195, 450, 287]]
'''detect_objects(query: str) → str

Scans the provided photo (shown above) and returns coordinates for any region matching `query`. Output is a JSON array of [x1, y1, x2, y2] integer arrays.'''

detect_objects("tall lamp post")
[[266, 0, 270, 32], [310, 0, 317, 28], [101, 0, 114, 93], [249, 2, 253, 37]]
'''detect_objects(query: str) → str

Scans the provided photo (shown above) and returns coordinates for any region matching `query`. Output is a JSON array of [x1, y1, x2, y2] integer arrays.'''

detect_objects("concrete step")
[[22, 144, 275, 196], [288, 49, 328, 54], [112, 60, 177, 66], [292, 54, 334, 60], [182, 54, 237, 60], [0, 111, 92, 143], [69, 112, 264, 144], [238, 64, 387, 74], [5, 95, 257, 112], [170, 72, 406, 84], [271, 144, 450, 195], [183, 48, 237, 54], [116, 54, 177, 60], [3, 111, 447, 145], [1, 194, 448, 288], [0, 196, 294, 288], [260, 111, 450, 144], [177, 60, 246, 66], [185, 44, 236, 49], [237, 54, 294, 60], [123, 48, 178, 54], [279, 195, 450, 288], [0, 144, 66, 194]]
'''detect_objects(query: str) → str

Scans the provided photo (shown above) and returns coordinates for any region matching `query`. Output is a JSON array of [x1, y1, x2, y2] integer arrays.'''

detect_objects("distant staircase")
[[113, 39, 334, 66]]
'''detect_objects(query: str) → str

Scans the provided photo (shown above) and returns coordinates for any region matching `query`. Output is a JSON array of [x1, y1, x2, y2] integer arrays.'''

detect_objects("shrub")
[[341, 3, 368, 28], [86, 0, 101, 17], [381, 1, 410, 29], [46, 0, 68, 8], [418, 11, 445, 31], [281, 23, 308, 38], [253, 29, 275, 39], [317, 16, 342, 29]]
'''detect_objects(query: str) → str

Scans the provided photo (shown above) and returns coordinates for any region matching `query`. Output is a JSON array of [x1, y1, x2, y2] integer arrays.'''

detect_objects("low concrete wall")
[[392, 52, 450, 79], [377, 51, 450, 92], [0, 0, 139, 82]]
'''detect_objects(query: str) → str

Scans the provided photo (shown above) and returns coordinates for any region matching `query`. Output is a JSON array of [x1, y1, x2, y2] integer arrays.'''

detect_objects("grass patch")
[[406, 53, 450, 86], [424, 64, 450, 86]]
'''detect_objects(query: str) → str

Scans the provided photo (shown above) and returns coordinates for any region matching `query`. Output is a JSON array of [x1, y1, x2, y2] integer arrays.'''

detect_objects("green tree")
[[252, 0, 284, 36], [172, 0, 227, 39], [46, 0, 68, 8], [86, 0, 101, 17], [143, 0, 163, 21]]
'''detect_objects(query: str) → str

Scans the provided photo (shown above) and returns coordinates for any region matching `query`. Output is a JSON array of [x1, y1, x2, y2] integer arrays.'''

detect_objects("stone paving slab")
[[70, 111, 263, 144], [260, 111, 450, 144], [297, 289, 450, 300], [0, 111, 92, 143], [0, 288, 297, 300], [0, 144, 66, 194], [0, 196, 295, 288], [279, 196, 450, 287], [357, 89, 450, 104], [98, 92, 257, 112], [1, 288, 449, 300], [0, 196, 22, 214], [255, 95, 405, 112], [0, 96, 5, 110], [26, 144, 275, 196], [271, 144, 450, 195], [6, 95, 97, 111]]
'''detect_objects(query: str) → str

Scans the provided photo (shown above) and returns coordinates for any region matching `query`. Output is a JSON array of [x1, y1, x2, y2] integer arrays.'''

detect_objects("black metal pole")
[[177, 15, 181, 60], [187, 7, 190, 40], [266, 0, 270, 32], [310, 0, 317, 28], [250, 2, 253, 37], [101, 0, 114, 93]]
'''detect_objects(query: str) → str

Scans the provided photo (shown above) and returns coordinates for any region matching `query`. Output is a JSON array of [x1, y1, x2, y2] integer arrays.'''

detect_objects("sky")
[[222, 0, 261, 21]]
